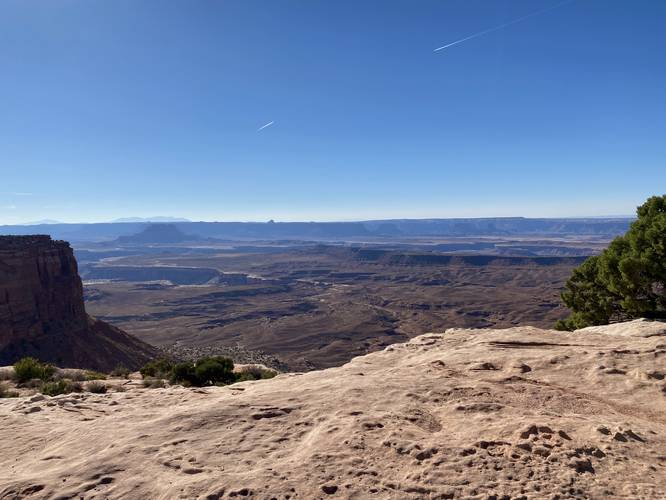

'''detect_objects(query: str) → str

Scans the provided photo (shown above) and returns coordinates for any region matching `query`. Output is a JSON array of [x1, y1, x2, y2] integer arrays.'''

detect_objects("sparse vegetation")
[[13, 357, 55, 384], [7, 358, 115, 395], [142, 377, 166, 389], [56, 368, 87, 382], [139, 356, 263, 387], [236, 364, 278, 381], [110, 365, 131, 378], [40, 380, 83, 396], [0, 368, 13, 381], [169, 361, 198, 386], [86, 381, 107, 393], [139, 358, 174, 379], [0, 383, 19, 398], [84, 370, 107, 381], [191, 357, 235, 386], [168, 357, 235, 387], [557, 195, 666, 330]]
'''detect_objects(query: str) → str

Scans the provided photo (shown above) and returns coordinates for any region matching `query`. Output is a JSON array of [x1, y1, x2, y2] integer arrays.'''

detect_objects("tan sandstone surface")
[[1, 319, 665, 499]]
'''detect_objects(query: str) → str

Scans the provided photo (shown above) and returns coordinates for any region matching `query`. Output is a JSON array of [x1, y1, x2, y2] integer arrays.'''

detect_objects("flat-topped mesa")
[[0, 234, 59, 247], [0, 235, 156, 370]]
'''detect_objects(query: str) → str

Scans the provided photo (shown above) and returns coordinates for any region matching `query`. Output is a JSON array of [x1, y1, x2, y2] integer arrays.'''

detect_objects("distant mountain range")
[[0, 217, 635, 243], [23, 219, 64, 225], [114, 224, 200, 244], [111, 216, 191, 223]]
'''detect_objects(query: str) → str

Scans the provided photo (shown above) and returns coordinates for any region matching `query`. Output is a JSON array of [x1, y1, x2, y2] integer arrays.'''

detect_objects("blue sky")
[[1, 0, 664, 223]]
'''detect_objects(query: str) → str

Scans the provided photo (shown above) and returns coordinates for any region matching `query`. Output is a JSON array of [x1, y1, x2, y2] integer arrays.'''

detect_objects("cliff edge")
[[0, 235, 156, 370]]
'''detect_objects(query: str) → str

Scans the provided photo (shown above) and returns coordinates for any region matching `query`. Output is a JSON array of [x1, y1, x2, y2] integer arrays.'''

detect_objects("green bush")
[[234, 372, 256, 383], [557, 195, 666, 330], [110, 365, 131, 378], [140, 356, 248, 387], [13, 358, 55, 384], [140, 358, 174, 379], [86, 381, 107, 393], [235, 365, 278, 382], [170, 361, 197, 386], [85, 371, 107, 381], [195, 357, 235, 386], [168, 357, 235, 387], [40, 380, 83, 396]]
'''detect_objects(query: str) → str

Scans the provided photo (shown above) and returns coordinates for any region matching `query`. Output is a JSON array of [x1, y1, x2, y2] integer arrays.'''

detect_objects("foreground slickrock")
[[1, 320, 665, 499]]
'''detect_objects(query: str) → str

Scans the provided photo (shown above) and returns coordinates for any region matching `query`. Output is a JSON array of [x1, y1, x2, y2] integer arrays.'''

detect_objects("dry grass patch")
[[0, 382, 19, 398]]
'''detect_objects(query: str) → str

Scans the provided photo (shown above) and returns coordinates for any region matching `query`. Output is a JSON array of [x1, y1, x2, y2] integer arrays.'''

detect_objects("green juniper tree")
[[556, 195, 666, 330]]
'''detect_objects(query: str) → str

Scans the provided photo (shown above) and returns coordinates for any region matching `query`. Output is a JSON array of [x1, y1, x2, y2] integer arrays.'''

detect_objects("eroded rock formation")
[[0, 235, 156, 370]]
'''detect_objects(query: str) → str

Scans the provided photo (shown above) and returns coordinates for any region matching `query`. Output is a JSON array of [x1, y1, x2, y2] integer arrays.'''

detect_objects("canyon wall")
[[0, 235, 156, 370]]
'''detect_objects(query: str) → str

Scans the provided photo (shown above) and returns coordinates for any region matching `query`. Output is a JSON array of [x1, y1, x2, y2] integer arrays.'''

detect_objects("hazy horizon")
[[1, 213, 637, 227], [2, 1, 664, 224]]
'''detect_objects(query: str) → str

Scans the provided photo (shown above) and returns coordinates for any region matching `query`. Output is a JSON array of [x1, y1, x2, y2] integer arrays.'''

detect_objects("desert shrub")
[[236, 364, 278, 381], [140, 358, 174, 379], [56, 369, 87, 382], [13, 358, 55, 384], [110, 365, 131, 378], [142, 378, 166, 389], [85, 371, 107, 381], [0, 383, 19, 398], [170, 361, 197, 386], [194, 357, 235, 386], [23, 378, 44, 389], [169, 357, 235, 387], [234, 372, 256, 383], [86, 381, 107, 393], [0, 368, 13, 381], [139, 356, 245, 388], [40, 380, 83, 396], [557, 195, 666, 330]]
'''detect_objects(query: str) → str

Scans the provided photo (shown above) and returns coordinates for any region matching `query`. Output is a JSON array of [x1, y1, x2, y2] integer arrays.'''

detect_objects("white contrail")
[[434, 0, 575, 52], [257, 121, 275, 131]]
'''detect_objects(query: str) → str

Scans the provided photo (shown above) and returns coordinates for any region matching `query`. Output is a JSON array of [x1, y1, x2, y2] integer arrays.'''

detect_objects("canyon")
[[81, 243, 590, 371]]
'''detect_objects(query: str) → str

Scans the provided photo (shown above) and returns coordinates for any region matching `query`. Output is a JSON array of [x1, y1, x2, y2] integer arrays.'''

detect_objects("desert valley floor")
[[79, 240, 599, 370]]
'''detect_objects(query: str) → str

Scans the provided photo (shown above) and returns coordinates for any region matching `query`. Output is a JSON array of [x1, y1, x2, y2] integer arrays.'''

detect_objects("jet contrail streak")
[[257, 121, 275, 131], [434, 0, 575, 52]]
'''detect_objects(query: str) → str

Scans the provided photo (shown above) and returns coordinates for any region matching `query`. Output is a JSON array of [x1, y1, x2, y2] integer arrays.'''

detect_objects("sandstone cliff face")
[[0, 235, 156, 370]]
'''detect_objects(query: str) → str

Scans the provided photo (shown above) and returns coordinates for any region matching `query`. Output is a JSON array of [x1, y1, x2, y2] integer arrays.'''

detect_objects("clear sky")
[[1, 0, 664, 224]]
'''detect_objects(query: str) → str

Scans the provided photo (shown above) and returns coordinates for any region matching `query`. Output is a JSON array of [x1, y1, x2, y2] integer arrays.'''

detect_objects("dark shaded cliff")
[[0, 235, 157, 370]]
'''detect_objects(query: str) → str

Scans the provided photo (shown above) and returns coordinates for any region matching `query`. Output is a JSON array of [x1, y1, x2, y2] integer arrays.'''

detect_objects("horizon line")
[[0, 214, 637, 226]]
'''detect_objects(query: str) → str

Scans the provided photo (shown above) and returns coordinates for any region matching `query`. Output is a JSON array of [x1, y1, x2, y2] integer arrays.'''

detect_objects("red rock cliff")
[[0, 235, 156, 370]]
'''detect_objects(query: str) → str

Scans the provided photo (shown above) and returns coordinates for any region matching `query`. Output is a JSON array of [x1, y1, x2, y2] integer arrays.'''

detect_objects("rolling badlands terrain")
[[0, 220, 629, 370], [81, 244, 590, 370], [1, 320, 665, 499]]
